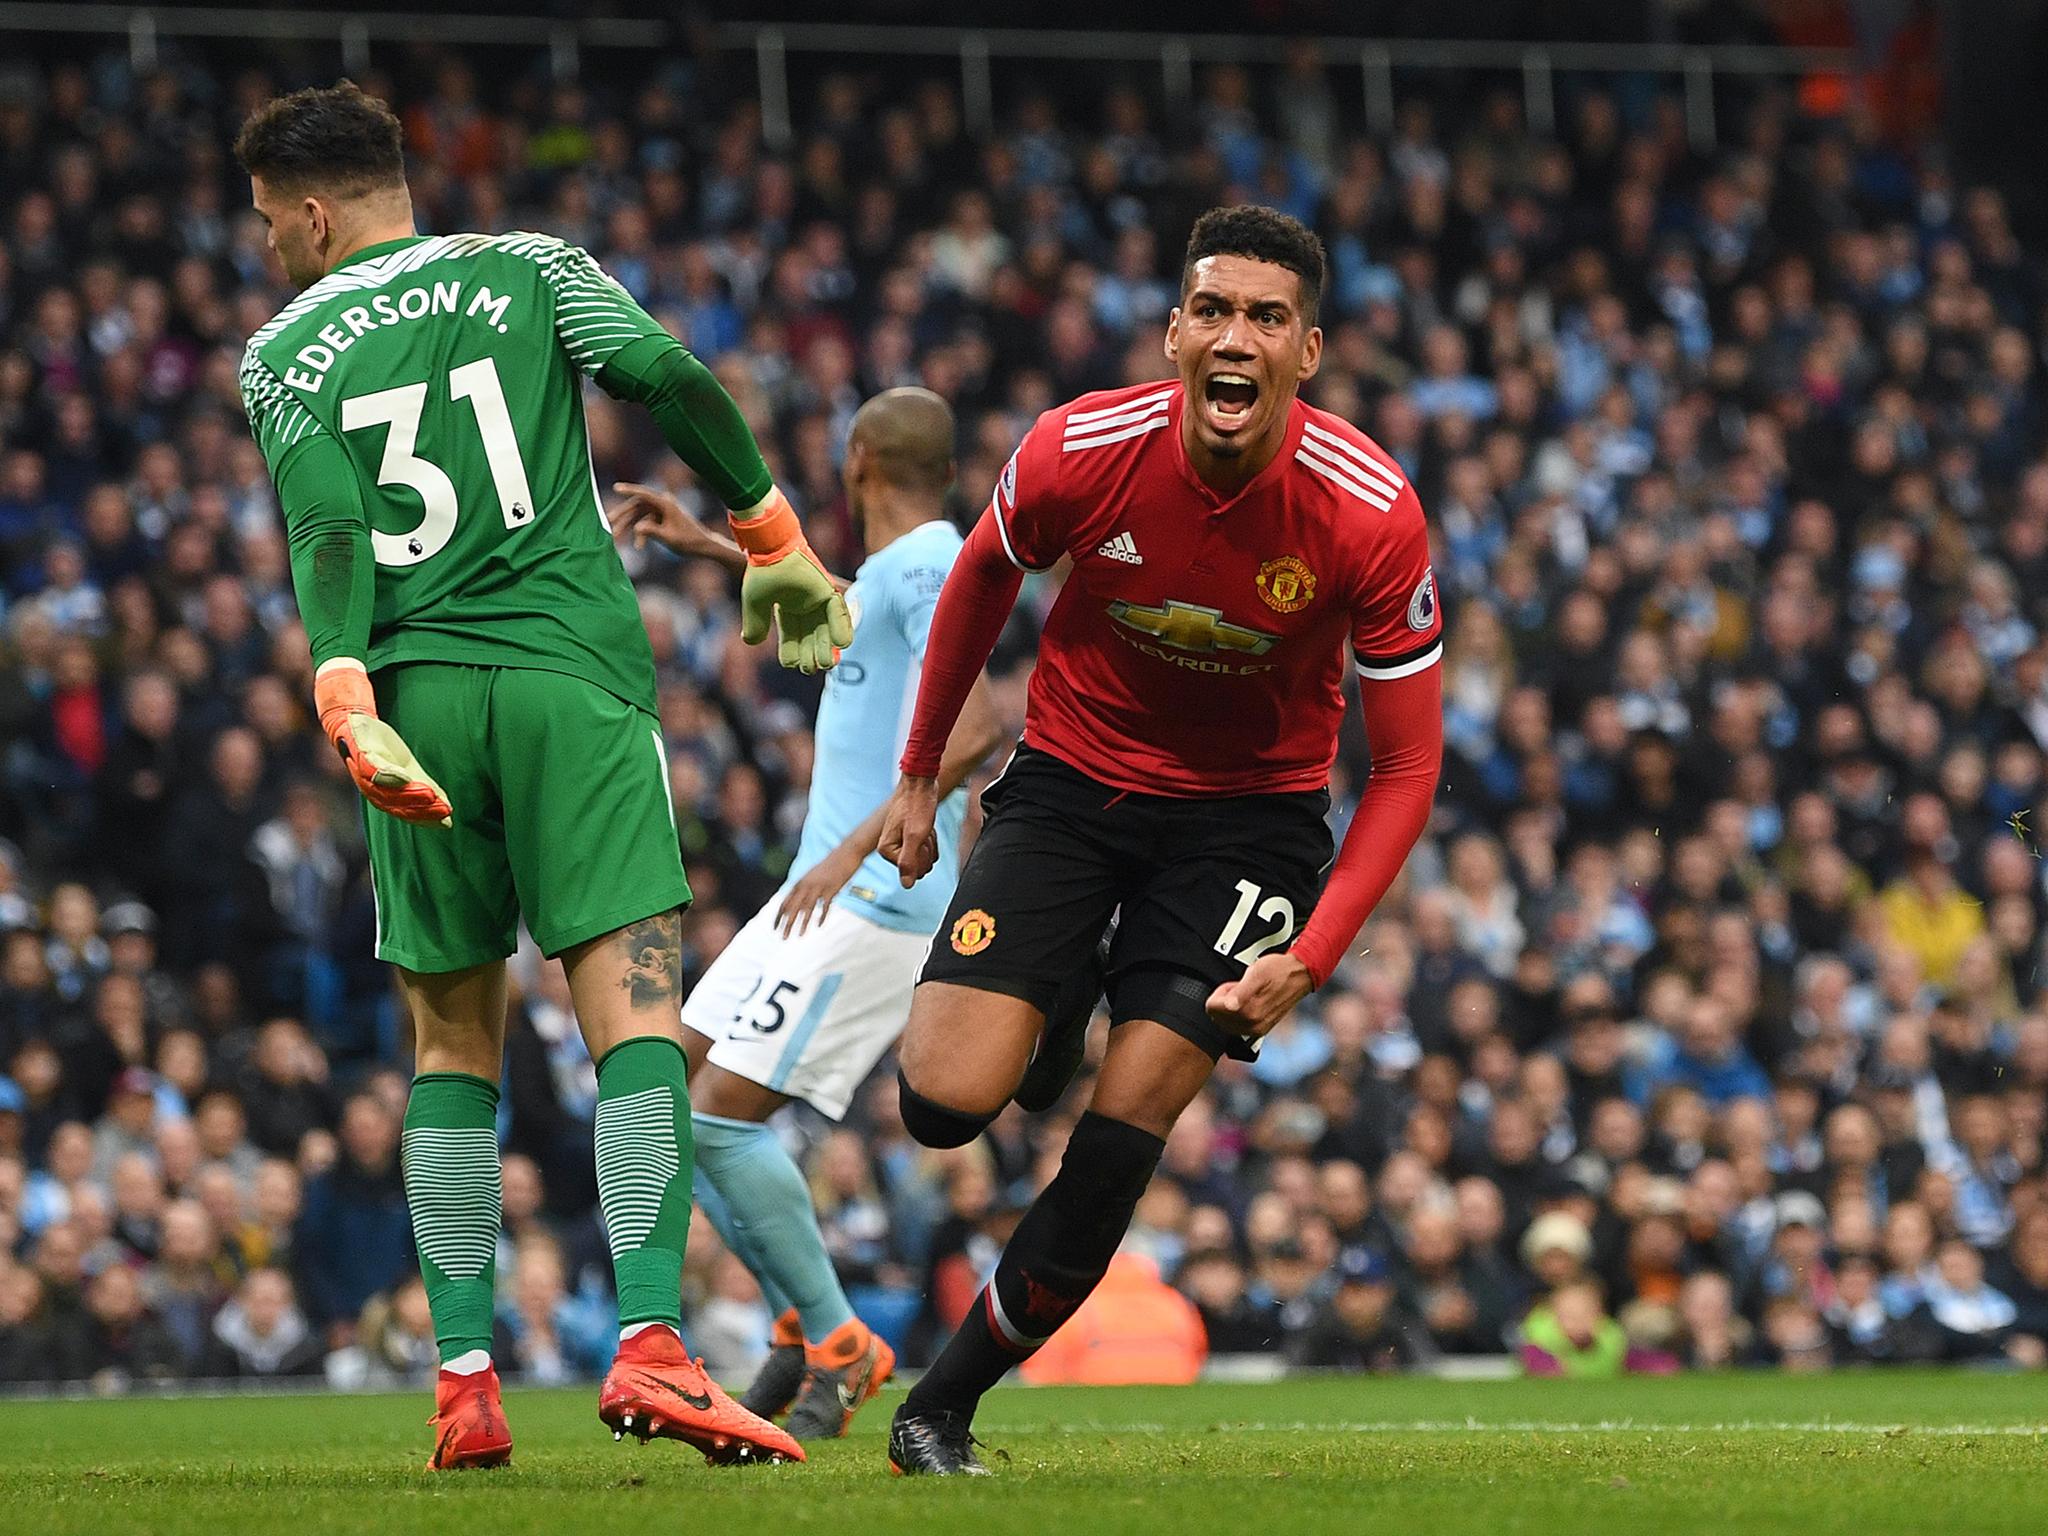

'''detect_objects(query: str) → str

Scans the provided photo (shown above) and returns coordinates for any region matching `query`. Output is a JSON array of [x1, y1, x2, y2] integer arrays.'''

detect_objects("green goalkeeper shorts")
[[363, 662, 690, 973]]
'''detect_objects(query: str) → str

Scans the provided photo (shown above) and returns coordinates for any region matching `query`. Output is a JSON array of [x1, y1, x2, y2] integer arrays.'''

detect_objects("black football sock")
[[906, 1111, 1165, 1418]]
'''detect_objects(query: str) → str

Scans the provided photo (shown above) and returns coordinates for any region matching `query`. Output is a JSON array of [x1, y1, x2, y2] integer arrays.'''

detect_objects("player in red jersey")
[[875, 206, 1444, 1474]]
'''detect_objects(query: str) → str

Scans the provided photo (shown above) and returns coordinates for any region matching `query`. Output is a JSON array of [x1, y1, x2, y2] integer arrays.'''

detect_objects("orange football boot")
[[785, 1317, 896, 1440], [426, 1365, 512, 1470], [598, 1324, 806, 1465]]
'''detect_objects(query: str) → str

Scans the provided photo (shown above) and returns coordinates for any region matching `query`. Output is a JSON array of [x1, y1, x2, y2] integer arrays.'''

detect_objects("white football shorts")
[[680, 895, 930, 1120]]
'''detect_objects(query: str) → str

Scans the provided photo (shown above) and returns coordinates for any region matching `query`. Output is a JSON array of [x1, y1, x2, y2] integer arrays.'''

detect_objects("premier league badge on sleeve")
[[1407, 567, 1438, 631]]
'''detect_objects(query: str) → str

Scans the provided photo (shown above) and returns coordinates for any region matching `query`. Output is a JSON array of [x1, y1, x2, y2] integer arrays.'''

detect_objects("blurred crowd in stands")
[[4, 22, 2048, 1392]]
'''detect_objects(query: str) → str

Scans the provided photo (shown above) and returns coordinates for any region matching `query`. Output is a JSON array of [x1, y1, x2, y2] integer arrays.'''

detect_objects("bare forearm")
[[829, 804, 892, 866], [691, 525, 748, 575]]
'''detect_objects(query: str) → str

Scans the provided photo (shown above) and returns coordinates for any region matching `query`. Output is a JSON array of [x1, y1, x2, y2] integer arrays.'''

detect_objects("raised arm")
[[597, 340, 773, 513], [608, 480, 748, 573], [538, 237, 848, 670]]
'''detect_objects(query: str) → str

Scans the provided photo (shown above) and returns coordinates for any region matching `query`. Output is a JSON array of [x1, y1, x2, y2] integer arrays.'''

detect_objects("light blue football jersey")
[[790, 517, 968, 934]]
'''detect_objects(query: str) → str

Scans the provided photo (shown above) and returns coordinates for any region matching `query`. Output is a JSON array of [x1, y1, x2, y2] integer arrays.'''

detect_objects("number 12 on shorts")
[[1214, 879, 1296, 964]]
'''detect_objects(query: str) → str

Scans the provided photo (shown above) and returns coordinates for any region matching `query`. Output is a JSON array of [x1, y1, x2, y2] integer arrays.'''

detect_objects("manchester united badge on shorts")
[[1255, 555, 1317, 613], [950, 909, 996, 955]]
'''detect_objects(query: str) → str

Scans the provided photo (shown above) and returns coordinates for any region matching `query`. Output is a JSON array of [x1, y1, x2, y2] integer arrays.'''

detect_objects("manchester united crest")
[[950, 909, 996, 956], [1255, 555, 1318, 613]]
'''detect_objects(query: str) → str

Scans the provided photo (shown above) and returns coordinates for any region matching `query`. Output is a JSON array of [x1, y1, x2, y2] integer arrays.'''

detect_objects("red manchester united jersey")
[[989, 380, 1442, 797]]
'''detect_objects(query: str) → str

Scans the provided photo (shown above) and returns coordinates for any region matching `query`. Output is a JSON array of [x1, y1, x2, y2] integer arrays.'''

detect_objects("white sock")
[[619, 1320, 671, 1343], [442, 1348, 492, 1376]]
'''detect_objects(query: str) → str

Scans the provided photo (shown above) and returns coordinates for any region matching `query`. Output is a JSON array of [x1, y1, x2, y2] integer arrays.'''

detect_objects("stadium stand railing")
[[0, 5, 1856, 152]]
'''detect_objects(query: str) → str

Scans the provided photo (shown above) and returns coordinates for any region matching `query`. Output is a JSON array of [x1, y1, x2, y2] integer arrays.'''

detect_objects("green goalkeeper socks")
[[594, 1036, 695, 1328], [401, 1072, 502, 1363]]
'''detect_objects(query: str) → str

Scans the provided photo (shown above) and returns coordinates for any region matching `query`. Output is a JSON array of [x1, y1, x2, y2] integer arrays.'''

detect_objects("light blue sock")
[[692, 1112, 855, 1342], [691, 1158, 793, 1316]]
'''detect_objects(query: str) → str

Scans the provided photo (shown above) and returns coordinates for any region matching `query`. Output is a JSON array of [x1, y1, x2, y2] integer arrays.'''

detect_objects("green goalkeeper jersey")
[[240, 232, 676, 711]]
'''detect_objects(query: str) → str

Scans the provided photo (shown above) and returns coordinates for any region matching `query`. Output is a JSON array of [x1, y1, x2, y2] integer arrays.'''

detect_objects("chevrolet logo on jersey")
[[1107, 599, 1278, 656]]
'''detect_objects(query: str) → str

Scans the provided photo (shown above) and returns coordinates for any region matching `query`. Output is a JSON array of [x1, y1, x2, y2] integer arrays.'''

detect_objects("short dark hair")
[[1181, 205, 1327, 326], [851, 387, 956, 494], [234, 81, 405, 195]]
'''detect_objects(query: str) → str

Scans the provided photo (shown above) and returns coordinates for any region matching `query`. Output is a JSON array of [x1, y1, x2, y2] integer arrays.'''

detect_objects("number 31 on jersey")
[[341, 356, 536, 567]]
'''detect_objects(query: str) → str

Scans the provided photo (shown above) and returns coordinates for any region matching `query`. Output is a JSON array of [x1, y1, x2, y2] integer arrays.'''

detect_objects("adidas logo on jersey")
[[1096, 532, 1144, 564]]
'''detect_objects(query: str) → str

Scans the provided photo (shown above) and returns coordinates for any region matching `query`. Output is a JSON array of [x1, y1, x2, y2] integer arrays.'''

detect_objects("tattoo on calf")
[[616, 911, 683, 1008]]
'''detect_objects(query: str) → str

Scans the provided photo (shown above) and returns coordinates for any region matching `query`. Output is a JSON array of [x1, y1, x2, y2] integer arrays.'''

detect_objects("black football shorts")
[[919, 744, 1334, 1061]]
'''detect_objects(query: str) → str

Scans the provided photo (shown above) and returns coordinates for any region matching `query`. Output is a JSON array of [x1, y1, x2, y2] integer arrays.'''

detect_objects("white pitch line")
[[974, 1419, 2048, 1438]]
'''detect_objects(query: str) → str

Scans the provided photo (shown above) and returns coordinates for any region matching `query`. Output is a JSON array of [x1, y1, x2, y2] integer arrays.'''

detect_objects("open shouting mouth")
[[1202, 370, 1260, 434]]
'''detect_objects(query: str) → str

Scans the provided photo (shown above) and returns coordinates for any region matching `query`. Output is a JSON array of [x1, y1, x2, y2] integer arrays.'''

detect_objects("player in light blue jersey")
[[611, 389, 1004, 1440], [778, 516, 971, 941]]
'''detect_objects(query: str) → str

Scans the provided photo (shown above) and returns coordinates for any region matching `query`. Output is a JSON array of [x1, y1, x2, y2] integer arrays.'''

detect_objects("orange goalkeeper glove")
[[728, 487, 853, 674], [314, 661, 454, 828]]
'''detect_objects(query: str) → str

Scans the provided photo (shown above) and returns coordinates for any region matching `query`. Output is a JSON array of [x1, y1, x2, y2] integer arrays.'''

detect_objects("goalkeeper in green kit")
[[234, 82, 844, 1470]]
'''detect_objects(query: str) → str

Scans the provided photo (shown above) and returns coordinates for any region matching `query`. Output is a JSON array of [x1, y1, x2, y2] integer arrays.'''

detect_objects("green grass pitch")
[[1, 1371, 2043, 1536]]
